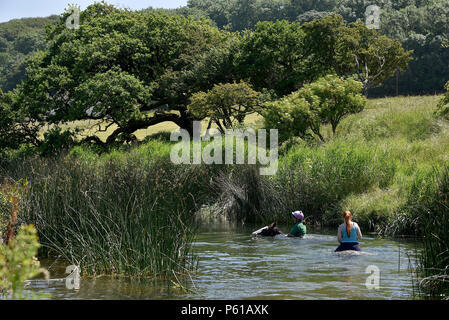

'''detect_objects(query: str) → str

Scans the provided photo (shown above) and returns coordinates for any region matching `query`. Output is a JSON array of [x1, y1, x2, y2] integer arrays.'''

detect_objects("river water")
[[27, 223, 418, 300]]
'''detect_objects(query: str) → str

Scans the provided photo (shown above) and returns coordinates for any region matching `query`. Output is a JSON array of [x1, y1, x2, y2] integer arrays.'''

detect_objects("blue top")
[[342, 223, 359, 243]]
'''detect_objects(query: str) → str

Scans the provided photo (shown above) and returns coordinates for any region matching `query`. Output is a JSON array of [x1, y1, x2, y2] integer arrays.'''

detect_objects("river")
[[26, 222, 418, 300]]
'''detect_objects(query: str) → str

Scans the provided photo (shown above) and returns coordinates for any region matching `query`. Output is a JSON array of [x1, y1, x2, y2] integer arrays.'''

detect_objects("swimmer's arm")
[[337, 226, 342, 243]]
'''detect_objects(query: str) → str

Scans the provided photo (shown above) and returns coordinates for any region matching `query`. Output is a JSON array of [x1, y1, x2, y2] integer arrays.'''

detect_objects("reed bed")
[[401, 165, 449, 299], [0, 144, 219, 281], [213, 139, 397, 227]]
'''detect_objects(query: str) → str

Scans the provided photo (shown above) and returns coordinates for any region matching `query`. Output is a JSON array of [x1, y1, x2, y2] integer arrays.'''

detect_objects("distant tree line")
[[0, 1, 447, 96], [0, 16, 59, 92], [165, 0, 449, 96]]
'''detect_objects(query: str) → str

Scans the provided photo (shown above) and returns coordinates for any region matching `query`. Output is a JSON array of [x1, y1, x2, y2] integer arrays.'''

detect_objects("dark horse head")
[[254, 222, 282, 237]]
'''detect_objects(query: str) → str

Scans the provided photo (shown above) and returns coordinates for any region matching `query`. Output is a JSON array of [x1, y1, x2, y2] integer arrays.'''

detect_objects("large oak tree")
[[12, 3, 231, 145]]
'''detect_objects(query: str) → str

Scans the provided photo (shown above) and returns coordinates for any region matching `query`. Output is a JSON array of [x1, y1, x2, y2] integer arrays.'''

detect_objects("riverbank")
[[1, 95, 448, 297]]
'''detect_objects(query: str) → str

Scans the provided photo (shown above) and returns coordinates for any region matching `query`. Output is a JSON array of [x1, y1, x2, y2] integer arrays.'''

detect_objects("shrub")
[[0, 225, 48, 300], [39, 127, 77, 157], [262, 75, 366, 143], [188, 81, 262, 133], [299, 74, 366, 136], [437, 81, 449, 120]]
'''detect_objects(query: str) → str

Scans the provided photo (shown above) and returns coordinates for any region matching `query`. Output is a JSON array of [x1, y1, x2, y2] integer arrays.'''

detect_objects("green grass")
[[324, 95, 449, 231], [215, 95, 449, 231], [400, 164, 449, 299]]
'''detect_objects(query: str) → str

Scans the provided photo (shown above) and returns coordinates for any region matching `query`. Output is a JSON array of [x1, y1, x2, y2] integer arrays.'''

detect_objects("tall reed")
[[403, 165, 449, 298], [212, 138, 397, 227], [1, 144, 219, 281]]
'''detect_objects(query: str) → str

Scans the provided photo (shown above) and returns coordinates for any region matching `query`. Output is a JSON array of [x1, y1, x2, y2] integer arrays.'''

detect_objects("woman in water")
[[287, 211, 307, 238], [335, 210, 363, 252]]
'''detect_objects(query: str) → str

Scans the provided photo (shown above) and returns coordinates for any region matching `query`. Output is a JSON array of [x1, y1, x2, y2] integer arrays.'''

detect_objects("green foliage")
[[1, 1, 445, 97], [2, 143, 221, 280], [437, 81, 449, 119], [302, 15, 412, 94], [186, 0, 338, 31], [263, 75, 366, 143], [346, 21, 413, 93], [185, 0, 447, 96], [38, 127, 77, 157], [302, 14, 353, 79], [0, 178, 48, 299], [2, 4, 411, 151], [188, 81, 261, 132], [409, 165, 449, 298], [0, 16, 58, 92], [263, 91, 320, 144], [0, 89, 42, 150], [0, 37, 8, 52], [12, 32, 46, 55], [301, 74, 367, 134], [14, 4, 226, 145], [0, 225, 48, 300], [236, 20, 307, 95]]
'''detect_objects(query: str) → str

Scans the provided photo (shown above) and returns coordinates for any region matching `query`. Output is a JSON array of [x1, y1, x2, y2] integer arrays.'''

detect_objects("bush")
[[0, 225, 48, 300], [38, 127, 77, 157], [263, 93, 320, 144], [437, 81, 449, 120], [262, 75, 366, 143]]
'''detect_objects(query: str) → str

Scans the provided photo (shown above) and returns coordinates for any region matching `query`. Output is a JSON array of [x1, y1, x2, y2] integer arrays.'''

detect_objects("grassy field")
[[333, 95, 449, 232]]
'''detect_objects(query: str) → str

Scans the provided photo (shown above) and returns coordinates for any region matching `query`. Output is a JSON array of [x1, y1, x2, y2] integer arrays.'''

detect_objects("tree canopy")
[[188, 81, 262, 133], [9, 3, 230, 145], [0, 2, 412, 151], [1, 0, 444, 96]]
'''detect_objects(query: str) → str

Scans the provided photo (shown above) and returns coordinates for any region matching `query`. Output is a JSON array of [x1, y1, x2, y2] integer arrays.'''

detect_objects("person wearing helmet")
[[287, 210, 307, 238]]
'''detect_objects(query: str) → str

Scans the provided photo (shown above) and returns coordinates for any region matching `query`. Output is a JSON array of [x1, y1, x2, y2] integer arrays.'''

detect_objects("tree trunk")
[[178, 109, 195, 136]]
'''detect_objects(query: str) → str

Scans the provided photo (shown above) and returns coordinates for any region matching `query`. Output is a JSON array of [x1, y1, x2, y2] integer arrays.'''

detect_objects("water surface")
[[28, 223, 418, 300]]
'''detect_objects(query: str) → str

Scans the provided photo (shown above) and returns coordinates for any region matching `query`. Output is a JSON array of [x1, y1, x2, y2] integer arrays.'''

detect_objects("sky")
[[0, 0, 188, 23]]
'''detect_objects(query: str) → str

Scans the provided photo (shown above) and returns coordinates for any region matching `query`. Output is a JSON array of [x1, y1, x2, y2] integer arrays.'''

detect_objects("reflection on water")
[[27, 223, 418, 300]]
